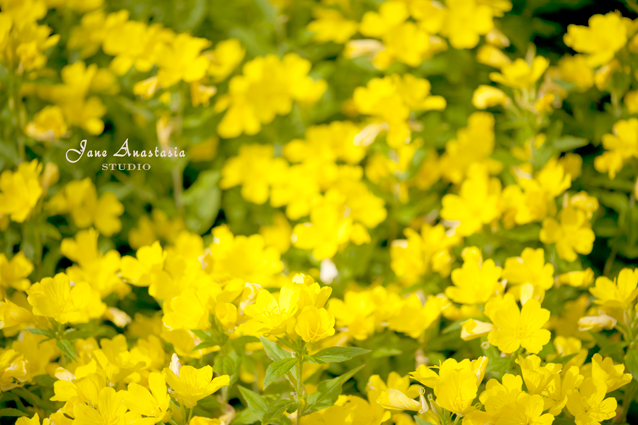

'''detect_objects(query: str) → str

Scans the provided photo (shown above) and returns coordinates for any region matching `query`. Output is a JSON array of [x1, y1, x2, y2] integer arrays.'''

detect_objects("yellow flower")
[[446, 247, 502, 305], [590, 353, 632, 393], [441, 0, 493, 49], [220, 144, 288, 204], [155, 33, 211, 87], [516, 354, 561, 395], [73, 386, 128, 425], [15, 413, 48, 425], [205, 38, 245, 82], [441, 170, 501, 236], [27, 273, 106, 324], [375, 388, 425, 412], [120, 241, 166, 288], [566, 378, 617, 425], [391, 223, 460, 283], [387, 295, 442, 338], [590, 268, 638, 309], [496, 392, 554, 425], [215, 54, 326, 138], [486, 296, 551, 354], [472, 85, 510, 109], [540, 206, 595, 262], [163, 289, 211, 331], [564, 12, 628, 67], [25, 105, 68, 142], [461, 318, 494, 340], [558, 55, 594, 90], [0, 159, 42, 223], [0, 252, 33, 292], [123, 371, 170, 424], [259, 213, 292, 254], [594, 118, 638, 179], [503, 248, 554, 297], [412, 357, 488, 416], [490, 56, 549, 89], [0, 348, 30, 391], [47, 178, 124, 236], [205, 225, 283, 285], [244, 286, 299, 336], [308, 8, 357, 44], [295, 306, 335, 343], [165, 363, 230, 408]]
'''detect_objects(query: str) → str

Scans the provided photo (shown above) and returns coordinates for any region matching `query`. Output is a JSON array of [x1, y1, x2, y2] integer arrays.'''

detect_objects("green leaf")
[[552, 136, 589, 152], [415, 418, 436, 425], [238, 386, 268, 420], [182, 170, 221, 234], [56, 339, 78, 361], [260, 336, 293, 361], [625, 350, 638, 381], [26, 327, 55, 338], [370, 347, 403, 358], [0, 408, 28, 417], [307, 347, 370, 364], [262, 399, 296, 425], [304, 364, 364, 414], [214, 355, 236, 381], [264, 358, 298, 389]]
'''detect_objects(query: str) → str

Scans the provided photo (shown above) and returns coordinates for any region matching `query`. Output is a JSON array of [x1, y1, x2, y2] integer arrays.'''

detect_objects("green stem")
[[295, 343, 306, 425], [187, 407, 194, 423]]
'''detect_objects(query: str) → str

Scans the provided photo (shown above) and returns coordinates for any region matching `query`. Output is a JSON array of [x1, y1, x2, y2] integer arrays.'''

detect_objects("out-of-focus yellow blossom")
[[440, 0, 493, 49], [477, 44, 512, 68], [387, 295, 442, 338], [24, 105, 67, 142], [558, 55, 595, 90], [490, 56, 549, 89], [445, 247, 502, 306], [486, 295, 551, 354], [564, 12, 628, 67], [221, 144, 288, 204], [559, 153, 583, 179], [578, 312, 617, 332], [441, 169, 501, 236], [591, 353, 632, 393], [129, 209, 185, 250], [259, 213, 292, 253], [460, 318, 494, 340], [540, 206, 595, 262], [557, 269, 594, 287], [0, 159, 42, 223], [503, 248, 554, 298], [61, 228, 127, 298], [12, 332, 58, 378], [0, 348, 30, 391], [359, 1, 439, 69], [215, 54, 326, 138], [120, 241, 165, 288], [47, 178, 124, 236], [595, 118, 638, 179], [566, 378, 617, 425], [0, 252, 33, 292], [472, 85, 510, 109], [353, 73, 445, 147], [27, 272, 106, 324], [590, 268, 638, 309], [439, 112, 501, 183], [391, 223, 460, 283], [0, 298, 35, 336], [164, 362, 229, 408], [205, 38, 245, 82], [295, 306, 336, 342], [204, 225, 283, 284], [308, 8, 358, 44]]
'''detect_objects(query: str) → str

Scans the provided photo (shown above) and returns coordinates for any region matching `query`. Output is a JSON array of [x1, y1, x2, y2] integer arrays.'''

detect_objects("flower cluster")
[[3, 1, 638, 425]]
